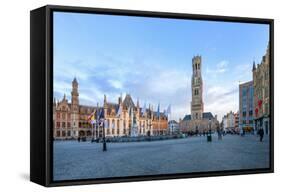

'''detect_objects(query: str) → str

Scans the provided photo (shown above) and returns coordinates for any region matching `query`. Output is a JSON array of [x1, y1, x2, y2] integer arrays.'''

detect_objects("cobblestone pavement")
[[53, 134, 270, 181]]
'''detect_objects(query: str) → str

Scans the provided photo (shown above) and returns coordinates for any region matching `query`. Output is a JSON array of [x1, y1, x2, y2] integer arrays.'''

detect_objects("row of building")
[[221, 43, 270, 135], [53, 44, 270, 139], [53, 78, 169, 139]]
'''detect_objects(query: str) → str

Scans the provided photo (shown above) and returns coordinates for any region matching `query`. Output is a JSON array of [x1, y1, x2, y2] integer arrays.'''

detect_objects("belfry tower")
[[191, 56, 204, 120], [71, 77, 79, 137]]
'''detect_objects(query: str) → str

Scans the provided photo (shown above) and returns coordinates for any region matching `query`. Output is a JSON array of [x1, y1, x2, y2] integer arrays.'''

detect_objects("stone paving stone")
[[53, 134, 270, 181]]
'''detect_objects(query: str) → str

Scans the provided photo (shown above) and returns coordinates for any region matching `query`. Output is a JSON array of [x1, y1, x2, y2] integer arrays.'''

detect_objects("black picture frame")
[[30, 4, 274, 187]]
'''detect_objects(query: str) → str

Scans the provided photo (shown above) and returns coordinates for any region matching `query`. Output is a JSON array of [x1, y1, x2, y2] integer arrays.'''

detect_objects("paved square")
[[53, 135, 270, 181]]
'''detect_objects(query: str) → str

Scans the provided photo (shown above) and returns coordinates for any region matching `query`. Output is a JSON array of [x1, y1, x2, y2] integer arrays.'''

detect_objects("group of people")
[[240, 128, 265, 142]]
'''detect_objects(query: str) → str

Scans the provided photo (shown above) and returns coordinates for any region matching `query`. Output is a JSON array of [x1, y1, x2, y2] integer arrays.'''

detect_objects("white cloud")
[[108, 79, 123, 89], [206, 60, 229, 74], [204, 85, 239, 121]]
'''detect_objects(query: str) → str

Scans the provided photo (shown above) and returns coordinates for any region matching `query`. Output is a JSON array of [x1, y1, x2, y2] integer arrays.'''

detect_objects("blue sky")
[[53, 11, 269, 121]]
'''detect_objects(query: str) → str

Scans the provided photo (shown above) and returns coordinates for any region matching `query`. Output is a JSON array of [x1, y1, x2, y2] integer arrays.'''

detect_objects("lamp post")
[[102, 120, 107, 151], [207, 118, 212, 142]]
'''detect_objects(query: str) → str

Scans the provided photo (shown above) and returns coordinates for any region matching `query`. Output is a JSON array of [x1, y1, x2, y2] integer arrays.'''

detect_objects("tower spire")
[[252, 60, 256, 71]]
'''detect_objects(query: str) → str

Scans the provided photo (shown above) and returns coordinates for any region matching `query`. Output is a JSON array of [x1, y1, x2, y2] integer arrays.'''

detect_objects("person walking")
[[258, 128, 264, 142]]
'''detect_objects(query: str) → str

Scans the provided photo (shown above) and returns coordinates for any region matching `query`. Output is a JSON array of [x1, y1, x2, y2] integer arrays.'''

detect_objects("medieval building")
[[252, 44, 270, 135], [53, 78, 168, 139], [179, 56, 219, 133]]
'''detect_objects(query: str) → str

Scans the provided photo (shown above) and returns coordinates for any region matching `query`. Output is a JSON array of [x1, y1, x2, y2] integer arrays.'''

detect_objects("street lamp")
[[102, 120, 107, 151], [207, 118, 212, 142]]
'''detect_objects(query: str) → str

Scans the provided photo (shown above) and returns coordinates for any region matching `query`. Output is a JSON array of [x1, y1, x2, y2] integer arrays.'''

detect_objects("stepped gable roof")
[[153, 111, 167, 118]]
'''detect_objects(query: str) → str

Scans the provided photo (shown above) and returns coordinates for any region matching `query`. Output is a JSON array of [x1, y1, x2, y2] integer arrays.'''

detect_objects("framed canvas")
[[30, 5, 274, 187]]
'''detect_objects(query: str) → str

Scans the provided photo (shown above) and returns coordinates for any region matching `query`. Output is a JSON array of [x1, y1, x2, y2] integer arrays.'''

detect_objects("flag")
[[116, 106, 122, 117], [87, 112, 96, 125], [141, 102, 146, 115], [98, 108, 105, 120], [166, 104, 171, 115]]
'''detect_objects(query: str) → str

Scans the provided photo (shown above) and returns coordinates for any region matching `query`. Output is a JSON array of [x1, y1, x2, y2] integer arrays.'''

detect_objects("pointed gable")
[[122, 94, 135, 109]]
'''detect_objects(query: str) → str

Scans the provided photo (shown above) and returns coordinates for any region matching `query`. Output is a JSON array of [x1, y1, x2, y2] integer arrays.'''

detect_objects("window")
[[67, 122, 71, 128], [112, 120, 115, 129], [243, 111, 246, 117], [56, 122, 60, 128], [62, 122, 66, 128], [242, 87, 247, 97], [249, 110, 253, 116], [56, 113, 60, 119]]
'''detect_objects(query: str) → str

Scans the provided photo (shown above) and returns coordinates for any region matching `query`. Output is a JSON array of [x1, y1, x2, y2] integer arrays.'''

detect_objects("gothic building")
[[53, 78, 168, 139], [179, 56, 219, 133], [252, 43, 270, 135]]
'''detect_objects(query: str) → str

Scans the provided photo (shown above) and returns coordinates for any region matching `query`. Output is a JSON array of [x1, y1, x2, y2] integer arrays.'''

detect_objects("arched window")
[[112, 119, 115, 129]]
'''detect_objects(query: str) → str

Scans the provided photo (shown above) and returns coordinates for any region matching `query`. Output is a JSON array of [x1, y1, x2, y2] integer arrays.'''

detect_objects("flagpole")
[[94, 109, 97, 140], [97, 102, 99, 140], [158, 115, 160, 136], [92, 118, 94, 141], [168, 107, 171, 135]]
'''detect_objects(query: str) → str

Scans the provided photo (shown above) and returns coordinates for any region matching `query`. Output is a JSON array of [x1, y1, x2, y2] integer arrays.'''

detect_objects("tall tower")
[[71, 77, 79, 137], [191, 56, 204, 120]]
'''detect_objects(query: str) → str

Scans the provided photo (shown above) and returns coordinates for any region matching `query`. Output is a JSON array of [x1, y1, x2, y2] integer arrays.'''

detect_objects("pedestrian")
[[259, 128, 264, 142], [217, 129, 222, 140]]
